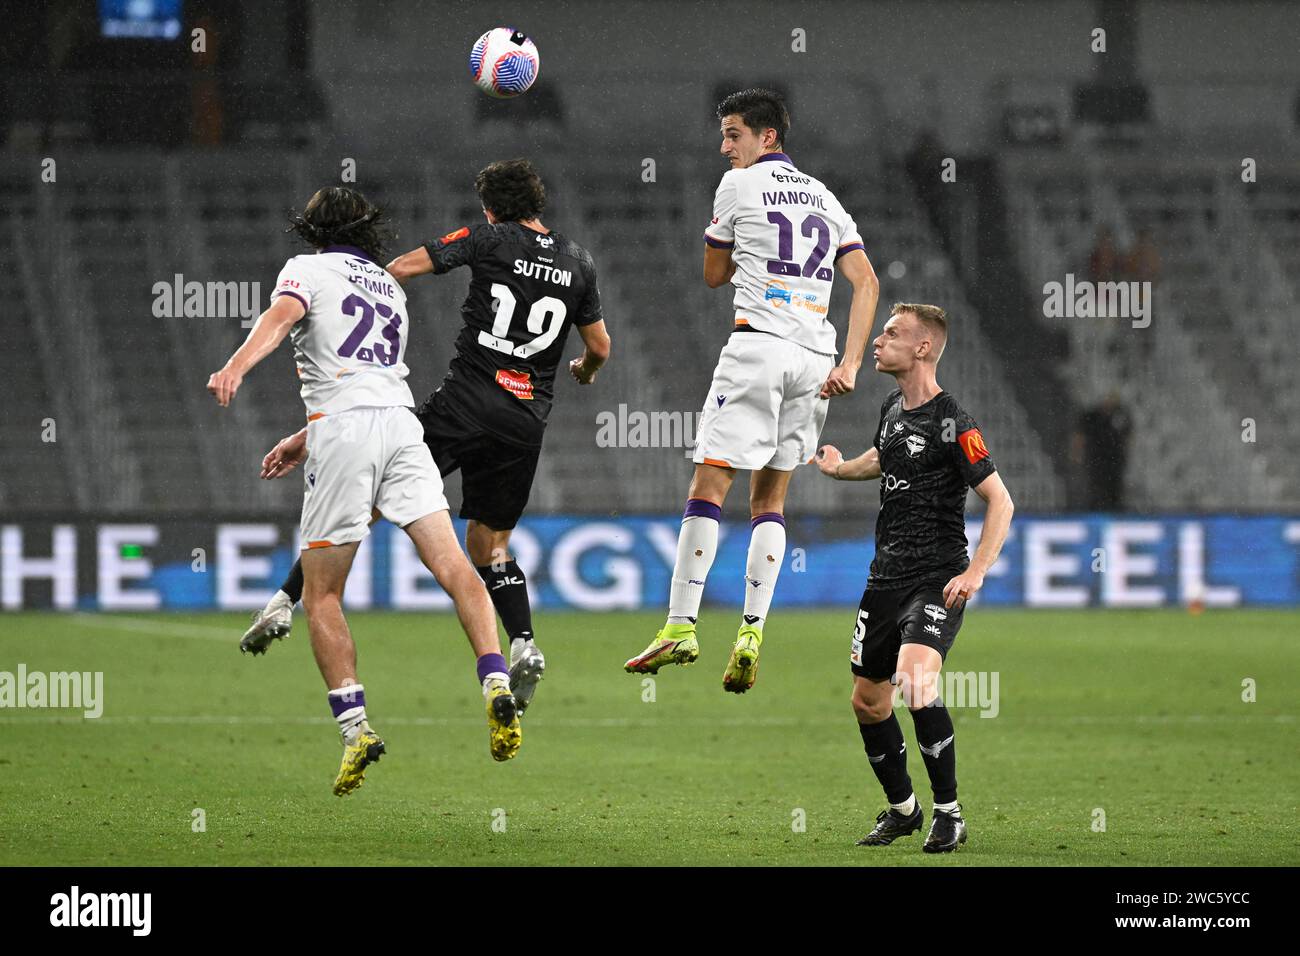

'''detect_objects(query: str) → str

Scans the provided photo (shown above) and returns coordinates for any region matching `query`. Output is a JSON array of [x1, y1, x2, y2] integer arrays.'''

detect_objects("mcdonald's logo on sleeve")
[[958, 428, 990, 464]]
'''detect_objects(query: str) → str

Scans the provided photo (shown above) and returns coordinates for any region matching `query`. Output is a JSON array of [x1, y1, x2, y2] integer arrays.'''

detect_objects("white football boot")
[[240, 591, 294, 655]]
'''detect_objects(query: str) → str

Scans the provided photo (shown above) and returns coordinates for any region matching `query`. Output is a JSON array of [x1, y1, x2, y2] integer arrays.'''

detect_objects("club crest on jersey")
[[905, 434, 927, 457], [439, 226, 469, 245], [495, 368, 534, 400], [923, 604, 947, 623]]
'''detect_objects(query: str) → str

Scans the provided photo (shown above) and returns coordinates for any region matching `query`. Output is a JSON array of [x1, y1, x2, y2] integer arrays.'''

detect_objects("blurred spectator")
[[1088, 226, 1119, 282], [1125, 226, 1161, 283], [1071, 392, 1133, 511], [191, 15, 225, 146]]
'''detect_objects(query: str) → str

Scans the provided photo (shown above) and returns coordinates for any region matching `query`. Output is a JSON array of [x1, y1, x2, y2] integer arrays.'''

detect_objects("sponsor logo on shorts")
[[923, 623, 942, 638], [495, 368, 535, 400], [923, 604, 947, 623]]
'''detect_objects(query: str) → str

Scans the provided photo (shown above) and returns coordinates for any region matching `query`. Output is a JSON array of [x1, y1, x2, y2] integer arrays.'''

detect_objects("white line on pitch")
[[0, 713, 1293, 727]]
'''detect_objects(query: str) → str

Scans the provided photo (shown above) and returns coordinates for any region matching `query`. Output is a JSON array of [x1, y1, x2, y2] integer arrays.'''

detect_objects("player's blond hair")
[[890, 302, 948, 363]]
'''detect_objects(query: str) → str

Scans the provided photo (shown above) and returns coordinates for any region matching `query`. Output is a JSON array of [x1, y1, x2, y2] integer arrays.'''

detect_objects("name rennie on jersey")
[[342, 257, 398, 299], [762, 189, 827, 210], [513, 259, 572, 286]]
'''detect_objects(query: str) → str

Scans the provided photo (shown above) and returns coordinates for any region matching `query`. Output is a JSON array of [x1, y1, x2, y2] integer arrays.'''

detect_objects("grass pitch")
[[0, 608, 1296, 866]]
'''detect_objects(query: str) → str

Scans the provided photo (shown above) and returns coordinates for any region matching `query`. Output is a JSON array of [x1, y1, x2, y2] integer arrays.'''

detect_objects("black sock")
[[475, 561, 533, 644], [910, 702, 957, 805], [280, 559, 305, 605], [858, 713, 913, 806]]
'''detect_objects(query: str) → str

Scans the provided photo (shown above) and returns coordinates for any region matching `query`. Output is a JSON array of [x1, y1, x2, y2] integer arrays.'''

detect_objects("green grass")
[[0, 609, 1296, 866]]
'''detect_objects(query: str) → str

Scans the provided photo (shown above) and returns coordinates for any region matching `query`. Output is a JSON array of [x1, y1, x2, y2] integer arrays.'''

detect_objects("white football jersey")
[[703, 153, 864, 356], [272, 247, 415, 418]]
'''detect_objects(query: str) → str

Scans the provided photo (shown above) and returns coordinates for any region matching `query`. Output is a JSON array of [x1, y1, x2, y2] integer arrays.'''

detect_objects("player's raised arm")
[[816, 444, 881, 480], [820, 248, 880, 399], [386, 246, 435, 285], [943, 471, 1015, 608], [206, 294, 305, 407]]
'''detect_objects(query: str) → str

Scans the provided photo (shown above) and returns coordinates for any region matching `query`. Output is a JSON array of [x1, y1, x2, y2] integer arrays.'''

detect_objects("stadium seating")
[[1004, 150, 1298, 509], [3, 145, 1124, 518]]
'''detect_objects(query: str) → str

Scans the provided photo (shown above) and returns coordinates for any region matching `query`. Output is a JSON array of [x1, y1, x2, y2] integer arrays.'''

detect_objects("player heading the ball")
[[625, 88, 881, 693], [206, 186, 524, 796]]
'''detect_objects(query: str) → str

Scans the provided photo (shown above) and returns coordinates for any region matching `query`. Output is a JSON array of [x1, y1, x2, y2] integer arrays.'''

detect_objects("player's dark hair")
[[287, 187, 394, 263], [716, 88, 790, 149], [476, 159, 547, 223]]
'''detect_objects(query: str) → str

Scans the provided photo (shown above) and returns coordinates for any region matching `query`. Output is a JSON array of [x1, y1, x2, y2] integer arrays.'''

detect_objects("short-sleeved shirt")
[[422, 221, 603, 447], [703, 152, 864, 356], [273, 245, 414, 418], [868, 388, 997, 589]]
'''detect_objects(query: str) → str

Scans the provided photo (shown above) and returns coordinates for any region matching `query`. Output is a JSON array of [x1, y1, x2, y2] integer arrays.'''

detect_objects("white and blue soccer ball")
[[469, 27, 540, 98]]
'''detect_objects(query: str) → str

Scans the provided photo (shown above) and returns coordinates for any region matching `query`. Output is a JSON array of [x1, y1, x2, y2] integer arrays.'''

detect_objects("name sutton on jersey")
[[512, 259, 572, 286]]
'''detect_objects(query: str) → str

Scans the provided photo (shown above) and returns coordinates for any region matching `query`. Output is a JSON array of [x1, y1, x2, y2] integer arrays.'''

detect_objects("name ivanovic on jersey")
[[704, 153, 863, 357]]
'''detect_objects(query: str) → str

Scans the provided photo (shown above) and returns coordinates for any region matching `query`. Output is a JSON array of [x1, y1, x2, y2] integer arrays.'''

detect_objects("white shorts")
[[692, 331, 835, 471], [299, 406, 448, 549]]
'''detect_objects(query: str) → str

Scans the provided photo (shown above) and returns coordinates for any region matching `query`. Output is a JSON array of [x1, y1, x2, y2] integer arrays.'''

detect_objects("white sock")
[[934, 800, 960, 815], [328, 684, 368, 744], [742, 514, 786, 626], [667, 509, 720, 625], [891, 794, 918, 816]]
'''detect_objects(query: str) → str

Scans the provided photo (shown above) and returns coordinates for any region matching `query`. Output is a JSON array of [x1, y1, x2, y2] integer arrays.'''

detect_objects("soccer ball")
[[469, 28, 540, 98]]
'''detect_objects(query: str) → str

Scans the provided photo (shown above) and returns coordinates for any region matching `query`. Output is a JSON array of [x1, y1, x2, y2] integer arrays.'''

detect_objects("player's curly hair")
[[476, 159, 547, 223], [716, 88, 790, 149], [287, 187, 395, 263]]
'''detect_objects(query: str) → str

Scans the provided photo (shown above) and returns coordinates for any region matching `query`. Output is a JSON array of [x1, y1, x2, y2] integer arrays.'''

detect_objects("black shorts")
[[849, 582, 964, 681], [416, 393, 541, 531]]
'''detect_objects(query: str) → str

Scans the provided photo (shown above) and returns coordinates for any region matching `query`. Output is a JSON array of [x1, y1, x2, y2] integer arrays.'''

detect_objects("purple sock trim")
[[683, 498, 722, 522], [751, 511, 786, 529], [327, 687, 365, 717], [476, 652, 508, 683]]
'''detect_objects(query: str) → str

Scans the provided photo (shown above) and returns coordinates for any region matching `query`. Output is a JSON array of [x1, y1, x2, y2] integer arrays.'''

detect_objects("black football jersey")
[[423, 221, 603, 446], [868, 388, 997, 590]]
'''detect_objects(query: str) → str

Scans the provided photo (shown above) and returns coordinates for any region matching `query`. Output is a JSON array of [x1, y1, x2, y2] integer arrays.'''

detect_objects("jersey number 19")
[[479, 282, 567, 358]]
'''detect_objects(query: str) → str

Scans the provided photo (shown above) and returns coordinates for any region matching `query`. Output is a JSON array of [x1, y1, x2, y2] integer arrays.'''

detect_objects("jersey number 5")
[[479, 282, 567, 358], [766, 211, 833, 281]]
